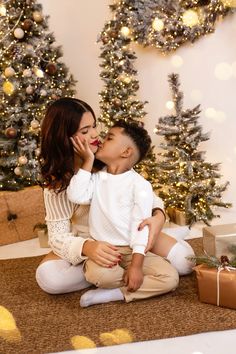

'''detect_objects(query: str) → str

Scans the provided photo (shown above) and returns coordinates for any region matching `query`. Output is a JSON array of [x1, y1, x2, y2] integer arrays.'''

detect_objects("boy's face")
[[96, 127, 134, 164]]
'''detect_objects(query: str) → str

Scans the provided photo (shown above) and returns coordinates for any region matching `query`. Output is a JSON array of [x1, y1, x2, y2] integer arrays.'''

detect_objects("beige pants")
[[83, 246, 179, 303]]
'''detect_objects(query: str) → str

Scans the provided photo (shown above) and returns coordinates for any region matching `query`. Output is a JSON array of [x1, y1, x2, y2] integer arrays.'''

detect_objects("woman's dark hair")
[[112, 120, 151, 163], [40, 97, 96, 192]]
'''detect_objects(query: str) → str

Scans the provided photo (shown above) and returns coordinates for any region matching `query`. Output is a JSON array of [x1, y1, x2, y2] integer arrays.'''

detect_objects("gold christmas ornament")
[[18, 156, 28, 165], [40, 89, 47, 97], [23, 69, 32, 77], [22, 18, 34, 31], [120, 26, 130, 37], [14, 167, 22, 176], [33, 11, 43, 23], [152, 17, 164, 31], [25, 44, 34, 55], [26, 85, 34, 94], [5, 127, 17, 139], [46, 62, 58, 75], [13, 28, 25, 39], [35, 148, 41, 157], [182, 9, 199, 27], [119, 74, 132, 84], [34, 67, 44, 78], [30, 119, 40, 129], [3, 81, 15, 95], [0, 4, 6, 16], [4, 67, 15, 78]]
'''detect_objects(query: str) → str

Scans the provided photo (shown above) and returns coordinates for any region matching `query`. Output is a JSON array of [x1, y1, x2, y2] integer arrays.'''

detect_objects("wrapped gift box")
[[0, 186, 45, 246], [166, 207, 188, 226], [203, 223, 236, 258], [194, 264, 236, 309]]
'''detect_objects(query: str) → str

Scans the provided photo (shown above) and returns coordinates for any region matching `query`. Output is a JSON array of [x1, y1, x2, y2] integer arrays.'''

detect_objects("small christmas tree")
[[155, 73, 232, 226], [0, 0, 76, 190]]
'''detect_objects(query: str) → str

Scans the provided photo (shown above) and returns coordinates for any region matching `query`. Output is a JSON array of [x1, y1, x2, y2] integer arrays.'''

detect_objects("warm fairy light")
[[205, 107, 216, 118], [166, 101, 174, 110], [120, 26, 130, 37], [232, 62, 236, 77], [190, 89, 202, 102], [182, 9, 199, 27], [152, 17, 164, 31], [171, 55, 183, 68], [214, 110, 226, 123], [214, 62, 232, 80]]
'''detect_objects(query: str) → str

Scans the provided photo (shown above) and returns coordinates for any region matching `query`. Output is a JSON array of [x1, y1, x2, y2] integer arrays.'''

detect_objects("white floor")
[[1, 208, 235, 354]]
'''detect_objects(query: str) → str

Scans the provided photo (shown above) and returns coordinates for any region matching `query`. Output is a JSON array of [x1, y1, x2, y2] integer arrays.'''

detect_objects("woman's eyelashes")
[[81, 130, 88, 135]]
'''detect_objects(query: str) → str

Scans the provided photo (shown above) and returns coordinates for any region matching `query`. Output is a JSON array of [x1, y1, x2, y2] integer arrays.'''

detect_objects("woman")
[[36, 97, 194, 294]]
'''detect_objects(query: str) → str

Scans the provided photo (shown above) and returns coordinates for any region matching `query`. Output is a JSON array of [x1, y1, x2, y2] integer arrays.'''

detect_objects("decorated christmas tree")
[[0, 0, 76, 191], [98, 21, 147, 127], [98, 12, 158, 186], [155, 73, 231, 226], [98, 0, 235, 188]]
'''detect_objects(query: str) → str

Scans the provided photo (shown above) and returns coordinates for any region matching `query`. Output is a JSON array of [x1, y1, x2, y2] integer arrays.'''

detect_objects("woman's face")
[[73, 112, 100, 153]]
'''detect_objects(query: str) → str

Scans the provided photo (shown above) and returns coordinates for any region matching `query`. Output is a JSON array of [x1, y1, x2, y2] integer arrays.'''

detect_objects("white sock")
[[163, 226, 189, 241], [80, 288, 124, 308]]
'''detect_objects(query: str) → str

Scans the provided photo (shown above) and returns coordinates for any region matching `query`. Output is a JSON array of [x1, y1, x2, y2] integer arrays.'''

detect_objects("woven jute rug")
[[1, 238, 236, 354]]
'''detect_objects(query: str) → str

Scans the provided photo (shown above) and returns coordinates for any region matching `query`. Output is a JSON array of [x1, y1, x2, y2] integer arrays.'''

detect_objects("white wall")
[[40, 0, 236, 211]]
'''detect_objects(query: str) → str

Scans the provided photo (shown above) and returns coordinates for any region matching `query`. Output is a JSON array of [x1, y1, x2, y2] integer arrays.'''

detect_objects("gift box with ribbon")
[[194, 264, 236, 309], [203, 223, 236, 258]]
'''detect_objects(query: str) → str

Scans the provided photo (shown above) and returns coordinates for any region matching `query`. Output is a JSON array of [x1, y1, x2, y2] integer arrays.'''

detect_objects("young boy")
[[67, 120, 179, 307]]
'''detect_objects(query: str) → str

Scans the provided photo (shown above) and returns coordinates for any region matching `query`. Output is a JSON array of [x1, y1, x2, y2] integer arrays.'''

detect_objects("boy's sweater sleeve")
[[130, 178, 154, 255], [67, 169, 95, 205], [152, 191, 164, 212]]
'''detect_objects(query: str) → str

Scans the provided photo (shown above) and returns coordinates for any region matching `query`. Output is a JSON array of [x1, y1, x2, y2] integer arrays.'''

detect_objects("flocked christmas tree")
[[98, 0, 235, 189], [155, 73, 231, 226], [0, 0, 76, 191], [98, 12, 159, 187]]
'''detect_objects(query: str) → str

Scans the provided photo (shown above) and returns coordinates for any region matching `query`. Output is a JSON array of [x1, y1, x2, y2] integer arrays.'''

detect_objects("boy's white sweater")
[[67, 168, 154, 255]]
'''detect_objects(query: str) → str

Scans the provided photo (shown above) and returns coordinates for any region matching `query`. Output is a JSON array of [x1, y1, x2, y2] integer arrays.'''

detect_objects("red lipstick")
[[91, 139, 100, 146]]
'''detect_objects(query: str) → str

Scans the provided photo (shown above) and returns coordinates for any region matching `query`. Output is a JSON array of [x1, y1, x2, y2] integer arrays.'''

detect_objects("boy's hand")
[[124, 264, 144, 292], [70, 136, 94, 163]]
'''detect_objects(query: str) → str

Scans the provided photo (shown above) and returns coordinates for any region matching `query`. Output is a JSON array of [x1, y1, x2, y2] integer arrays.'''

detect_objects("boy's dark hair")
[[112, 120, 151, 163]]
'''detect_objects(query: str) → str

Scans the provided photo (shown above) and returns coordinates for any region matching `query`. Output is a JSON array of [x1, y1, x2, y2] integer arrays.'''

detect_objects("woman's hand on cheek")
[[70, 136, 94, 162], [82, 240, 121, 267]]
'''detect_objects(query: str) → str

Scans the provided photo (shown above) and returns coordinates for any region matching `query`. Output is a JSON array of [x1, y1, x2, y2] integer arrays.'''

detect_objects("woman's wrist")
[[81, 239, 94, 256], [152, 208, 166, 223]]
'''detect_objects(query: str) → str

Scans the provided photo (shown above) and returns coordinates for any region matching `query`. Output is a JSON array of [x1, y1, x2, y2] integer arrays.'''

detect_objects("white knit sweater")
[[67, 168, 154, 255], [44, 175, 164, 265]]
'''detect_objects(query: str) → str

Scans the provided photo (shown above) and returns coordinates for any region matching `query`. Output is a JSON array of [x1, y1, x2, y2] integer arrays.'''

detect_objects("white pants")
[[35, 239, 194, 294], [35, 259, 91, 294]]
